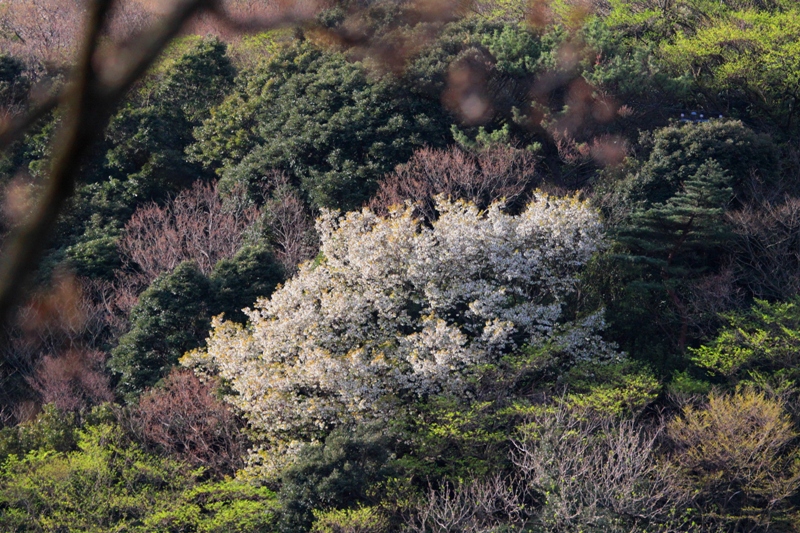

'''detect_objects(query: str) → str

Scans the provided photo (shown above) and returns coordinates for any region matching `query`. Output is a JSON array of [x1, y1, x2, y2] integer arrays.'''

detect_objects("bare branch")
[[0, 0, 317, 334], [119, 180, 260, 282], [370, 146, 538, 220]]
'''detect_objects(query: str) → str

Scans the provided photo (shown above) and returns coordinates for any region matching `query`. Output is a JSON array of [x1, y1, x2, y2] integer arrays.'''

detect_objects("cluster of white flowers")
[[186, 194, 612, 472]]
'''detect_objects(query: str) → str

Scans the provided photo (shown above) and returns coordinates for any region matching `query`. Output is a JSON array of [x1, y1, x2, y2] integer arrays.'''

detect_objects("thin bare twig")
[[0, 0, 313, 334]]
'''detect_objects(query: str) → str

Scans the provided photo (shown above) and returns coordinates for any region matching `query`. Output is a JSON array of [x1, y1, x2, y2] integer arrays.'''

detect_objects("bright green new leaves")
[[0, 419, 277, 533], [311, 507, 387, 533], [661, 7, 800, 130], [565, 360, 660, 416], [480, 24, 542, 77], [600, 1, 800, 133], [1, 423, 188, 533], [691, 298, 800, 379], [606, 0, 796, 37], [142, 481, 278, 533], [667, 388, 800, 530]]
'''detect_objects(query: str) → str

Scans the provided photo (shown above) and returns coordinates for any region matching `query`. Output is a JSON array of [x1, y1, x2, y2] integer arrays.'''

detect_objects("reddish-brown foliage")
[[1, 274, 116, 417], [105, 0, 153, 44], [0, 0, 167, 68], [552, 130, 628, 170], [0, 274, 109, 370], [84, 276, 138, 339], [369, 146, 537, 220], [119, 180, 259, 283], [133, 368, 246, 476], [183, 0, 311, 40], [27, 349, 113, 412], [0, 0, 85, 66], [261, 174, 317, 273]]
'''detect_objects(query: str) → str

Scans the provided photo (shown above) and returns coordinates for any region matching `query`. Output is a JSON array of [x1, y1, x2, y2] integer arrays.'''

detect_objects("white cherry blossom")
[[184, 193, 614, 475]]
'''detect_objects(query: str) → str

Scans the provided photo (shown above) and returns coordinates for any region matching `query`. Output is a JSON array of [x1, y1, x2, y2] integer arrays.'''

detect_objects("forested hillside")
[[2, 0, 800, 531]]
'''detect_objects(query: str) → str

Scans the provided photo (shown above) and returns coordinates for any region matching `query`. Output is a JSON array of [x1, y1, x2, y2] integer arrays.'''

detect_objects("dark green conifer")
[[618, 160, 734, 351], [109, 261, 213, 400]]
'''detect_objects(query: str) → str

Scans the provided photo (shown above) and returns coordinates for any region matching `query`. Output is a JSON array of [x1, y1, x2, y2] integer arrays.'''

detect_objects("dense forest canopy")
[[2, 0, 800, 531]]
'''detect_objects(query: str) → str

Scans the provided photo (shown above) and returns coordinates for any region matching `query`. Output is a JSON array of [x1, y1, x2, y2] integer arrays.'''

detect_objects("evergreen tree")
[[109, 262, 214, 400], [211, 244, 285, 324], [58, 38, 235, 280], [190, 41, 450, 211], [630, 120, 777, 207], [617, 160, 733, 351]]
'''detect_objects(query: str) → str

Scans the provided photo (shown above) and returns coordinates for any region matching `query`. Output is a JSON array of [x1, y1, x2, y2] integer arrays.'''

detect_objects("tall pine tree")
[[618, 159, 733, 351]]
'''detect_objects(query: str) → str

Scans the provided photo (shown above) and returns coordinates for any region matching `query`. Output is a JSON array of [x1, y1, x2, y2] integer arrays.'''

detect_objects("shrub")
[[404, 475, 530, 533], [660, 7, 800, 132], [513, 405, 689, 532], [0, 418, 277, 532], [689, 297, 800, 381], [628, 120, 777, 207], [667, 388, 800, 530], [27, 350, 113, 413], [0, 54, 30, 117], [133, 369, 247, 477], [565, 360, 660, 416], [141, 480, 278, 533], [311, 506, 388, 533], [0, 404, 79, 463], [276, 425, 395, 533]]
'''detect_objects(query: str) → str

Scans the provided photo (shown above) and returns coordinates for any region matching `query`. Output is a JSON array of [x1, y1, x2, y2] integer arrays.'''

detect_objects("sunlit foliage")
[[188, 194, 617, 473]]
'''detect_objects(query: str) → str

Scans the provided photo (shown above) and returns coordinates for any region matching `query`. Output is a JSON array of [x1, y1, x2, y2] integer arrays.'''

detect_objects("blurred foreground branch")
[[0, 0, 313, 334]]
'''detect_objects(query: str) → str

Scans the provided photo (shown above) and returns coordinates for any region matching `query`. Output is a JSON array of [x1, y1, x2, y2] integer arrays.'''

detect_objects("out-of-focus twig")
[[0, 0, 116, 333], [0, 0, 314, 335], [99, 0, 216, 101], [0, 94, 60, 150]]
